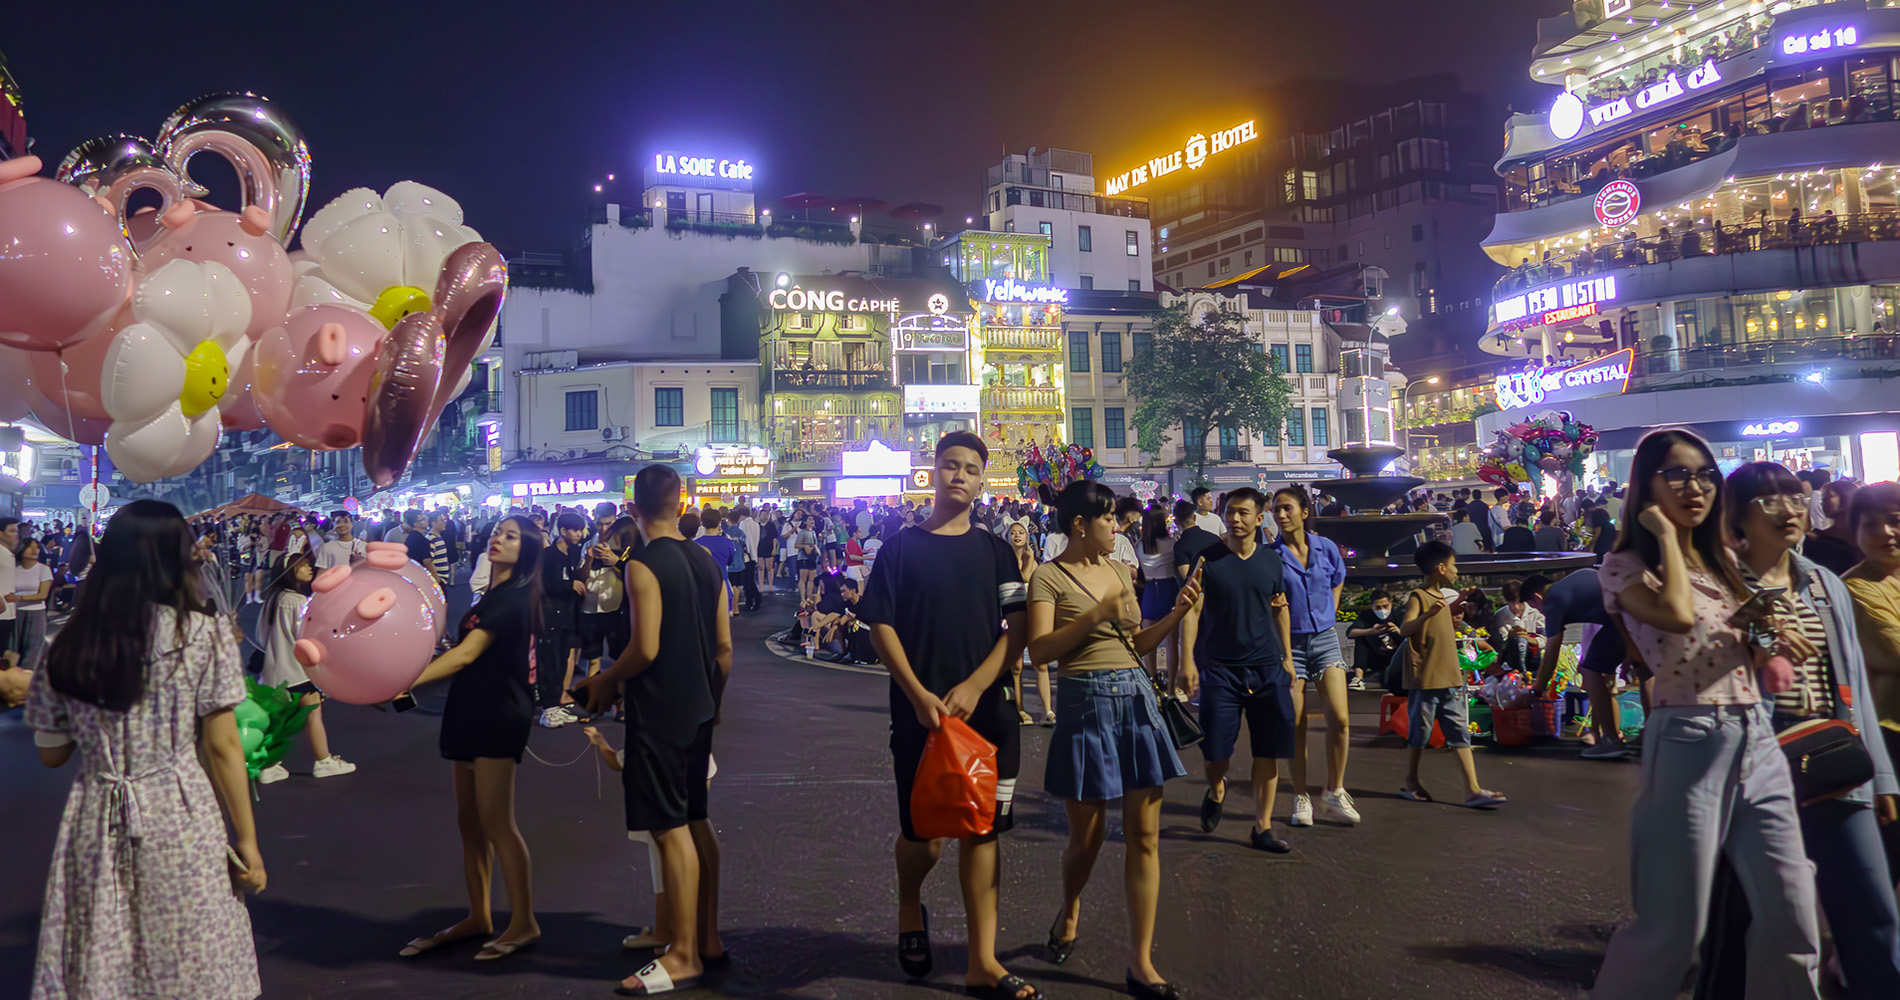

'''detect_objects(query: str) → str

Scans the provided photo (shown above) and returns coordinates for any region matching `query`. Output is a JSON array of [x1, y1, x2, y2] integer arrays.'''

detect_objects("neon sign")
[[1586, 61, 1721, 128], [767, 286, 901, 313], [652, 153, 754, 180], [1594, 180, 1641, 227], [1105, 119, 1259, 196], [1549, 92, 1585, 140], [981, 278, 1068, 304], [1540, 302, 1599, 326], [834, 477, 905, 499], [1493, 348, 1634, 410], [1743, 420, 1802, 436], [1782, 25, 1857, 56], [696, 445, 770, 477], [512, 477, 608, 498], [1494, 274, 1618, 325], [894, 313, 969, 351], [841, 441, 911, 477]]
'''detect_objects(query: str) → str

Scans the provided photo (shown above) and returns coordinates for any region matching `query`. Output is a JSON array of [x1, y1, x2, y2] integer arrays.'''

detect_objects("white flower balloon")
[[101, 259, 252, 482], [293, 181, 483, 328]]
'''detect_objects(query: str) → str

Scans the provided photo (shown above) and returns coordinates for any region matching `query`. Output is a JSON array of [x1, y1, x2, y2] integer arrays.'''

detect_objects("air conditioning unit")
[[566, 447, 588, 460], [602, 426, 628, 441]]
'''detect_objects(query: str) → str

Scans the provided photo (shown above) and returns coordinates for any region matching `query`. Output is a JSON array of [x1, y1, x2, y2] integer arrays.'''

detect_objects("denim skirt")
[[1044, 667, 1187, 801]]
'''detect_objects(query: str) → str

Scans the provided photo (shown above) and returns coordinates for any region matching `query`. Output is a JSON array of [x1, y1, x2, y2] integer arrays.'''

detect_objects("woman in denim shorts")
[[1026, 482, 1202, 1000], [1268, 486, 1359, 828]]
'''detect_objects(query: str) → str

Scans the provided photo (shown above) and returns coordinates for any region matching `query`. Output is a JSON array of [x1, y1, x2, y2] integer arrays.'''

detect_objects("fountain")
[[1308, 445, 1596, 587]]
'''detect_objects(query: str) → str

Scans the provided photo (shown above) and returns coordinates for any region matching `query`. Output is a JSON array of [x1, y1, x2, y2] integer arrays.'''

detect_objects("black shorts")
[[1198, 668, 1296, 763], [579, 611, 630, 661], [890, 706, 1020, 843], [622, 720, 714, 833], [287, 681, 319, 696], [0, 617, 13, 654]]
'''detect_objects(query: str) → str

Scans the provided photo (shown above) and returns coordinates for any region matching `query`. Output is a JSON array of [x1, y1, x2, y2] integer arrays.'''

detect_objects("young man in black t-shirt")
[[858, 431, 1041, 1000], [577, 465, 732, 996]]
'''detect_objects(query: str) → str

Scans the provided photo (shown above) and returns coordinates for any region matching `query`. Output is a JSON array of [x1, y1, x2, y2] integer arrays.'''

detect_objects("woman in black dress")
[[398, 516, 545, 962]]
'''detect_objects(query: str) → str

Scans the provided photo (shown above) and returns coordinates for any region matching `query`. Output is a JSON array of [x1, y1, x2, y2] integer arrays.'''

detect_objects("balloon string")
[[522, 745, 605, 799]]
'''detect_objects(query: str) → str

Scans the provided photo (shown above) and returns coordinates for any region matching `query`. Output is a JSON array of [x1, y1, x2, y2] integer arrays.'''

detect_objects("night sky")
[[7, 0, 1558, 254]]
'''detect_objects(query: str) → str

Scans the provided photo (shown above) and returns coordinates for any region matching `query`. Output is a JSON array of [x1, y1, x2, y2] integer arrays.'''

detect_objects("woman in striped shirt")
[[1727, 461, 1900, 997]]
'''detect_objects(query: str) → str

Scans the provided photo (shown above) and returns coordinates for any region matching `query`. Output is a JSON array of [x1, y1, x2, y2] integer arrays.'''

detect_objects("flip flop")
[[965, 973, 1045, 1000], [622, 927, 669, 950], [473, 935, 538, 961], [1399, 787, 1434, 803], [398, 925, 491, 957], [613, 959, 702, 995], [1461, 791, 1509, 809], [898, 904, 932, 978]]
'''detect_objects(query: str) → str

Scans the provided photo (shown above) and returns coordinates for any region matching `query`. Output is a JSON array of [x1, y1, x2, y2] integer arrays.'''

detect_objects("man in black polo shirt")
[[1179, 487, 1296, 853], [1170, 499, 1220, 581]]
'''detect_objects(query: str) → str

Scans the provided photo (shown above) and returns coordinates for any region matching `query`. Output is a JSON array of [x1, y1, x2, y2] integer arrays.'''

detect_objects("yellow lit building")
[[940, 232, 1069, 467]]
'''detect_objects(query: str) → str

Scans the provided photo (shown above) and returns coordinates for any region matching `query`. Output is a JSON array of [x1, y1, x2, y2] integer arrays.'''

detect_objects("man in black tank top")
[[577, 466, 731, 995]]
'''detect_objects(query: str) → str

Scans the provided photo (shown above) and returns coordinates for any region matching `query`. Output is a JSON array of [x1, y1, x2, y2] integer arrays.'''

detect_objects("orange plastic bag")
[[910, 716, 998, 840]]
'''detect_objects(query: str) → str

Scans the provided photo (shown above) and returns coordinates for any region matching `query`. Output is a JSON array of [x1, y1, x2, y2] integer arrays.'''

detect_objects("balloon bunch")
[[1017, 440, 1106, 502], [1477, 409, 1599, 489], [235, 677, 319, 781], [0, 92, 506, 487]]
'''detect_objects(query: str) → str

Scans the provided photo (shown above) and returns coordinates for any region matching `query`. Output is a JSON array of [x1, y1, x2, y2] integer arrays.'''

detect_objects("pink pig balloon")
[[366, 540, 447, 625], [139, 202, 293, 341], [294, 553, 443, 704], [0, 346, 33, 422], [28, 303, 133, 422], [220, 351, 267, 430], [0, 156, 134, 352], [252, 303, 386, 449]]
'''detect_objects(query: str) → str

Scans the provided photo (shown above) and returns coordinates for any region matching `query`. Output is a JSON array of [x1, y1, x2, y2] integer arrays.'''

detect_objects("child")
[[1397, 541, 1505, 808], [582, 727, 723, 958], [258, 552, 356, 782]]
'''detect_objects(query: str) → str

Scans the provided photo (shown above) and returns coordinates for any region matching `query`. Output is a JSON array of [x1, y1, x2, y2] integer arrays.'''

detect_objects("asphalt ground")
[[0, 583, 1646, 999]]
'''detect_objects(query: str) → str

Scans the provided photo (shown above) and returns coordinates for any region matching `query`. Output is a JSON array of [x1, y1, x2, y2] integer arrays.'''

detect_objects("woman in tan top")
[[1026, 482, 1200, 1000], [1843, 482, 1900, 725]]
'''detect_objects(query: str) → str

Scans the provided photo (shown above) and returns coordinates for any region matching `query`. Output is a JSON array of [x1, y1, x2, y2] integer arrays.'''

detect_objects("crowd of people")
[[12, 421, 1900, 998]]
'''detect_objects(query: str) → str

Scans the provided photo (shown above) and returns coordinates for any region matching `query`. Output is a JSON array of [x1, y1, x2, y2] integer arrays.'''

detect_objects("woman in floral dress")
[[25, 499, 267, 999]]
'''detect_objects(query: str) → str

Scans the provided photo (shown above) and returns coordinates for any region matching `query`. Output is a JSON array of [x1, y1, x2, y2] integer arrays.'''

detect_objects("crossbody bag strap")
[[1052, 562, 1149, 676]]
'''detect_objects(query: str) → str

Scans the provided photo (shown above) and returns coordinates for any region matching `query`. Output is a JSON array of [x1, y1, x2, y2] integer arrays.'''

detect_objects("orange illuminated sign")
[[1105, 119, 1260, 196], [1541, 302, 1599, 326]]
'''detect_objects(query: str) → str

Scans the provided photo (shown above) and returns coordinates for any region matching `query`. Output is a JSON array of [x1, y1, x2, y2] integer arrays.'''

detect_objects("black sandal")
[[966, 973, 1045, 1000], [1126, 972, 1183, 999], [1045, 920, 1077, 964], [898, 904, 932, 979]]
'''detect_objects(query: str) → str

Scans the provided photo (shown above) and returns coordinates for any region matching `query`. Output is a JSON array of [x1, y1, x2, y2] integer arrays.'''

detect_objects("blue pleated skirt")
[[1043, 667, 1187, 801]]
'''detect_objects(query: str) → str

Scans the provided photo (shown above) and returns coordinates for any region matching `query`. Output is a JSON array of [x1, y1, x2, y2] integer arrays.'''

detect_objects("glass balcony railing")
[[1631, 333, 1900, 378], [1495, 210, 1900, 300], [983, 386, 1063, 413]]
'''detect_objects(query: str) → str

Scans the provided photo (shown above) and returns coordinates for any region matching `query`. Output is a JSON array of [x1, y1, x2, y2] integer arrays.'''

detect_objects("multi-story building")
[[936, 231, 1070, 469], [1481, 0, 1900, 485], [1116, 75, 1503, 373], [979, 147, 1153, 292]]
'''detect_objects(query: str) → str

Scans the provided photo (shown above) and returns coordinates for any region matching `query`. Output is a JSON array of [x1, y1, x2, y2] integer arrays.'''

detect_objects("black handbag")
[[1767, 589, 1875, 806], [1055, 564, 1202, 751]]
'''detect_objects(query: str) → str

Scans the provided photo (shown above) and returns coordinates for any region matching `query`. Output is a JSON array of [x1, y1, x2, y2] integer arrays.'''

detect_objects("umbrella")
[[777, 192, 834, 221], [203, 493, 300, 517], [890, 202, 944, 220], [832, 195, 890, 218]]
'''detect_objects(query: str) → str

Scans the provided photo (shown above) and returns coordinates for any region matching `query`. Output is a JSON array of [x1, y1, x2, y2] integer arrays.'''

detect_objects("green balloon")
[[239, 725, 265, 754], [233, 700, 269, 730]]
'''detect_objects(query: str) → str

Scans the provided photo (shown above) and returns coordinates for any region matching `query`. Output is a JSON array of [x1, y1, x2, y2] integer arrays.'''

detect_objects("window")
[[1101, 331, 1122, 372], [1069, 330, 1090, 372], [1078, 225, 1092, 252], [1128, 279, 1141, 291], [1219, 425, 1244, 461], [1295, 344, 1313, 373], [709, 387, 739, 441], [1206, 262, 1215, 278], [1131, 331, 1152, 361], [1357, 241, 1365, 257], [654, 387, 683, 427], [1125, 230, 1139, 256], [1080, 274, 1094, 290], [1004, 220, 1014, 232], [1039, 220, 1053, 237], [1104, 407, 1126, 449], [1411, 223, 1424, 242], [1183, 416, 1203, 457], [1383, 233, 1392, 249], [565, 389, 598, 431], [1311, 407, 1329, 447], [1220, 257, 1231, 274], [1285, 409, 1306, 447], [1270, 344, 1290, 371], [1244, 250, 1254, 267], [1072, 407, 1094, 448]]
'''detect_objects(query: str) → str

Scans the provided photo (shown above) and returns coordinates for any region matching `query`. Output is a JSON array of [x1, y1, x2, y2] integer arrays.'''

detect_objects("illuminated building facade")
[[1485, 0, 1900, 485], [939, 232, 1069, 466]]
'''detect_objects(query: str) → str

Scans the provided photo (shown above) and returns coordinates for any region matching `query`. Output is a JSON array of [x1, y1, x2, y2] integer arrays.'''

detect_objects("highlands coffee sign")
[[1493, 348, 1634, 411]]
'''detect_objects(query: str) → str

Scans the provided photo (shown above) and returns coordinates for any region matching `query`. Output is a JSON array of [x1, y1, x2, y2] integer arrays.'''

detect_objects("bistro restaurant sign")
[[1494, 348, 1634, 411], [1104, 119, 1260, 196], [767, 285, 901, 314], [1494, 274, 1618, 327]]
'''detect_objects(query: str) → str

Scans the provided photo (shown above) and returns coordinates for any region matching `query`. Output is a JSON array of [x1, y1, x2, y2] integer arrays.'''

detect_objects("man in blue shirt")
[[1179, 488, 1296, 853], [1269, 486, 1358, 830]]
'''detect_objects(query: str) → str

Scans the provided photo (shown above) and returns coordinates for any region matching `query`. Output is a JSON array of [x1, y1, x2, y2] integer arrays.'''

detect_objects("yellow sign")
[[1105, 119, 1260, 195], [909, 468, 933, 490]]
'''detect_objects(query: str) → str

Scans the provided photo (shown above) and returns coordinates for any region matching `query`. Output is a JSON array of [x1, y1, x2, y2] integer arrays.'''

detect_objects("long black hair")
[[260, 551, 316, 640], [1612, 428, 1745, 597], [45, 499, 205, 712], [484, 515, 546, 638]]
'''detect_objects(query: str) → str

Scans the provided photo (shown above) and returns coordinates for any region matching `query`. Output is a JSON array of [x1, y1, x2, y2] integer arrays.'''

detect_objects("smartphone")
[[391, 692, 418, 713], [1729, 586, 1789, 625]]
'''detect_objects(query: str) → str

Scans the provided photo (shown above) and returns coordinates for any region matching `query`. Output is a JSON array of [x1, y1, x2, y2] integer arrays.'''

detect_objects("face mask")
[[1372, 608, 1391, 620]]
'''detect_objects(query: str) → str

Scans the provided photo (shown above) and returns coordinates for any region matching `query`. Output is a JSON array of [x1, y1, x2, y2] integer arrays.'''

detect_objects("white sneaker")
[[257, 763, 289, 784], [1290, 794, 1314, 827], [311, 756, 356, 778], [1347, 676, 1367, 691], [538, 707, 567, 729], [1320, 788, 1362, 824]]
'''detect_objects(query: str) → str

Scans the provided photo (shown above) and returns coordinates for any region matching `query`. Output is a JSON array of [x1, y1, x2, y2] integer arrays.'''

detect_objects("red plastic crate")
[[1377, 694, 1446, 748]]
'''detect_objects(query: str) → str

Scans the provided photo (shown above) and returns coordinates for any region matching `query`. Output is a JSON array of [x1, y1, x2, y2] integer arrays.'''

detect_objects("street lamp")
[[1400, 375, 1441, 462]]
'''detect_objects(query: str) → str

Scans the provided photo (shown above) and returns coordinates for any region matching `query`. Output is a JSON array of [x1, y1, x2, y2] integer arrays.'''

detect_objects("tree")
[[1125, 303, 1293, 484]]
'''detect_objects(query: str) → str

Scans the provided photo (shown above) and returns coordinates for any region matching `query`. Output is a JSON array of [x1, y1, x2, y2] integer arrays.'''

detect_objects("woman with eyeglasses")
[[1589, 430, 1823, 999], [1723, 462, 1900, 996]]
